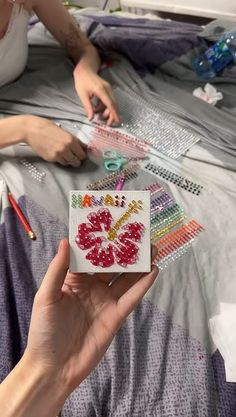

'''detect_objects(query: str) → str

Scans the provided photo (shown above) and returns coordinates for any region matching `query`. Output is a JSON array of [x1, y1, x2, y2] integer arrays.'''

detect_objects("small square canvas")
[[69, 190, 151, 273]]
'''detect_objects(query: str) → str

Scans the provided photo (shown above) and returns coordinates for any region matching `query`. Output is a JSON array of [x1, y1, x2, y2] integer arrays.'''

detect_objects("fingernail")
[[58, 239, 68, 254], [151, 245, 158, 260], [151, 264, 159, 275], [58, 240, 63, 253]]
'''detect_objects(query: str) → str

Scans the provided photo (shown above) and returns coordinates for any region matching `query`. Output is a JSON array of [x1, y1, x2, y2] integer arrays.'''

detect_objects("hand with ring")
[[22, 115, 87, 167]]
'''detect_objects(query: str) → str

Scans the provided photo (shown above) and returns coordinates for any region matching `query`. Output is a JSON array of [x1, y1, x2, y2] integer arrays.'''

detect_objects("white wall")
[[69, 0, 120, 10], [121, 0, 236, 19]]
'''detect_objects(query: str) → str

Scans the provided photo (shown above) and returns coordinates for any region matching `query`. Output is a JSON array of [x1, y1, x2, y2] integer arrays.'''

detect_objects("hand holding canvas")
[[26, 239, 159, 396]]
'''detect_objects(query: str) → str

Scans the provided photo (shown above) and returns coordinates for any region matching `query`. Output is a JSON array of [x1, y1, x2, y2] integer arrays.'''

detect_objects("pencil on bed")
[[8, 192, 36, 240]]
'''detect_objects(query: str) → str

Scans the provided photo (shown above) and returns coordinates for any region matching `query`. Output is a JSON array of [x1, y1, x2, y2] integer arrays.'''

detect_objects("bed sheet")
[[0, 12, 236, 417]]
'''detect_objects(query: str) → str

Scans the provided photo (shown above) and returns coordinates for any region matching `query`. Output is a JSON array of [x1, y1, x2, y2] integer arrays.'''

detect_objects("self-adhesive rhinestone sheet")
[[154, 220, 204, 270], [146, 179, 204, 269], [114, 87, 201, 159], [20, 159, 46, 183], [145, 163, 203, 196]]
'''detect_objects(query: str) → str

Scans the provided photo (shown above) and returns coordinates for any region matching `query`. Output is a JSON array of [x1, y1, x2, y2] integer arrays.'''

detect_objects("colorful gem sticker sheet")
[[69, 191, 151, 273]]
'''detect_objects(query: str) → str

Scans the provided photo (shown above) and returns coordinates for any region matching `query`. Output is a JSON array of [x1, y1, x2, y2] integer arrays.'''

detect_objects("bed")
[[0, 8, 236, 416]]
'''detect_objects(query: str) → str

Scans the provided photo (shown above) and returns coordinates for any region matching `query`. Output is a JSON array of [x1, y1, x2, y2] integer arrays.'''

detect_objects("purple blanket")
[[27, 13, 207, 72], [86, 15, 207, 72]]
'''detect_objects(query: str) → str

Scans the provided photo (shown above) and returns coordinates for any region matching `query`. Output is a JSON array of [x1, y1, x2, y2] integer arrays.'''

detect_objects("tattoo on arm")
[[60, 20, 89, 60]]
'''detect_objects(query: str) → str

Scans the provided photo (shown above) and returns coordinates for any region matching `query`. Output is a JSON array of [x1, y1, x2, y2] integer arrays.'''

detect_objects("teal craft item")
[[103, 149, 128, 172]]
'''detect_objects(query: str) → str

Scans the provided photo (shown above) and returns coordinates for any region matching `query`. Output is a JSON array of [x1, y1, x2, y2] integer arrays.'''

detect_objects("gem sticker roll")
[[69, 190, 151, 274]]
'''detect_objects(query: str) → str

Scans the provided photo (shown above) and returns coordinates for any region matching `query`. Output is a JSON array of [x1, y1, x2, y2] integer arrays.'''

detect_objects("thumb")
[[39, 239, 69, 297], [117, 265, 159, 319]]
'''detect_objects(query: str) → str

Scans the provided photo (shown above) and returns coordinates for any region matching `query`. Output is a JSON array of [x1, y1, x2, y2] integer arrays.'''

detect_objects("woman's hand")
[[74, 69, 121, 127], [32, 0, 120, 126], [24, 116, 87, 167], [25, 239, 159, 395]]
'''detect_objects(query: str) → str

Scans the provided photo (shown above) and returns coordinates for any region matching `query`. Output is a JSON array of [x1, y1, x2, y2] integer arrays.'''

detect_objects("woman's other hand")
[[74, 68, 121, 127], [24, 116, 87, 167]]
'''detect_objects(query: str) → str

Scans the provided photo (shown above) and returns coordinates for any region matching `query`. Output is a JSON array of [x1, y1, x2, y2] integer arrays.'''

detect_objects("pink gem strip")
[[89, 125, 148, 159], [145, 182, 164, 197]]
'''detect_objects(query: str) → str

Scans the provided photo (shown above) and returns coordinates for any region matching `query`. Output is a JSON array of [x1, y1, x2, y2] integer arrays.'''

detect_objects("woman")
[[0, 0, 120, 167], [0, 240, 159, 416]]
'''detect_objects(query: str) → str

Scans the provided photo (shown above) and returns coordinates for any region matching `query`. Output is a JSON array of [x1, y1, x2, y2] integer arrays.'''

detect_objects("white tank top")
[[0, 4, 29, 87]]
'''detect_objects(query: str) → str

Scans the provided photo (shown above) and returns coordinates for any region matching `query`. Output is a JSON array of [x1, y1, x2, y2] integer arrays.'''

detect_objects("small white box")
[[69, 190, 151, 273]]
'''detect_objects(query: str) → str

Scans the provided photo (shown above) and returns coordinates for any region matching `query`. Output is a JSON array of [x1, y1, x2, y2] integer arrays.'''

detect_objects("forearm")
[[59, 21, 101, 75], [0, 353, 68, 417], [73, 42, 101, 76], [0, 116, 27, 149], [33, 0, 101, 75]]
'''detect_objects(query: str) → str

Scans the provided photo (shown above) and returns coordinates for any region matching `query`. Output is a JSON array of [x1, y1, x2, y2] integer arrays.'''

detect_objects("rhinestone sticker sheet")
[[89, 125, 148, 159], [20, 159, 46, 183], [145, 163, 203, 196], [114, 87, 201, 159], [145, 181, 204, 269], [69, 191, 151, 273]]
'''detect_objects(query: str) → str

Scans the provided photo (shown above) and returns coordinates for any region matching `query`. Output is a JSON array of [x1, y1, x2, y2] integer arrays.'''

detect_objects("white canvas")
[[69, 190, 151, 273]]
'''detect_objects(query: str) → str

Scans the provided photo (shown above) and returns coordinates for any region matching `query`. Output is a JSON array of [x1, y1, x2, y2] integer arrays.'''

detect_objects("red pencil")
[[8, 192, 36, 240]]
